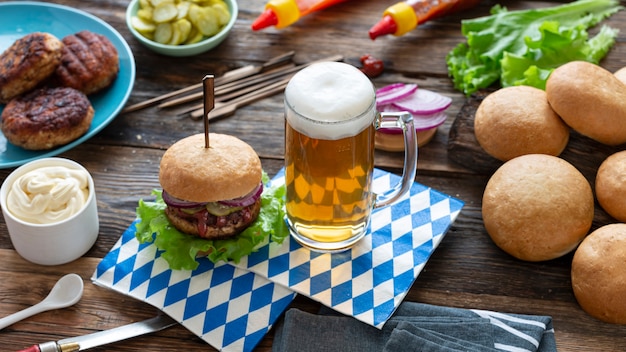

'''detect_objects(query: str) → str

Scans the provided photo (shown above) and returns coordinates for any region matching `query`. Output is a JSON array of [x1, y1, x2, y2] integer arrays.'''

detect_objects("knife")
[[18, 315, 177, 352]]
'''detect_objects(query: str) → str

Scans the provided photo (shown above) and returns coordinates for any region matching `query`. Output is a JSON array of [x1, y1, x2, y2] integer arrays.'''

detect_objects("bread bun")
[[474, 85, 569, 161], [159, 133, 262, 202], [572, 224, 626, 324], [614, 67, 626, 85], [482, 154, 594, 261], [595, 151, 626, 222], [546, 61, 626, 146]]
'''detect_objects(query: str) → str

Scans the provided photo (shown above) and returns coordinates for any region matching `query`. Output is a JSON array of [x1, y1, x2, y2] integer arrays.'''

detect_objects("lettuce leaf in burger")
[[134, 133, 289, 270]]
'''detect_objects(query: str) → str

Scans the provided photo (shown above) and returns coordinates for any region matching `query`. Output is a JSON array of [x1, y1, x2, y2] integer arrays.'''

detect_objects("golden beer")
[[284, 61, 418, 252], [285, 121, 375, 246]]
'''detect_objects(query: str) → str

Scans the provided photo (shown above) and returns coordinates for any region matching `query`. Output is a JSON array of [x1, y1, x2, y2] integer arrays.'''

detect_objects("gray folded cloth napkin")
[[272, 302, 556, 352]]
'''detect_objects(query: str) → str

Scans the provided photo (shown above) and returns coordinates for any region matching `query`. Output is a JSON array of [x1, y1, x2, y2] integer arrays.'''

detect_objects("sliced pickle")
[[131, 16, 156, 35], [150, 0, 172, 7], [176, 1, 191, 19], [189, 4, 219, 36], [205, 202, 242, 216], [169, 18, 192, 45], [133, 0, 230, 46], [153, 1, 178, 23], [184, 26, 204, 44], [137, 7, 154, 21], [154, 22, 173, 44], [168, 24, 183, 45], [211, 2, 230, 26]]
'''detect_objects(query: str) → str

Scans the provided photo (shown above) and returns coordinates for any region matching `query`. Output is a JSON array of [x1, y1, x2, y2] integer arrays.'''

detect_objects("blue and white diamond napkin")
[[233, 168, 464, 328], [91, 168, 464, 351], [92, 223, 296, 352]]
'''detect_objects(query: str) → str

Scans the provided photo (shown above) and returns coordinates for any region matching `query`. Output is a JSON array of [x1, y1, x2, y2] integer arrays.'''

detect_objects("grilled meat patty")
[[0, 32, 63, 103], [1, 86, 94, 150], [164, 198, 262, 240], [53, 30, 119, 95]]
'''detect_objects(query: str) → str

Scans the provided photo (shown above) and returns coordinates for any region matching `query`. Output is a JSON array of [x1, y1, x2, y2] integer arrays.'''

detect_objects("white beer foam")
[[285, 62, 376, 140]]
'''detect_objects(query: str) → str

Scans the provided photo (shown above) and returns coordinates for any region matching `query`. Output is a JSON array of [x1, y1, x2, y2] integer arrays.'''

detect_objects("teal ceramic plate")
[[0, 1, 135, 169]]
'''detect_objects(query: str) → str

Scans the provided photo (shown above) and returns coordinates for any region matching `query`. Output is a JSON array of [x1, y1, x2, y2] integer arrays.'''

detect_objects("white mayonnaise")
[[285, 61, 376, 140], [6, 166, 90, 224]]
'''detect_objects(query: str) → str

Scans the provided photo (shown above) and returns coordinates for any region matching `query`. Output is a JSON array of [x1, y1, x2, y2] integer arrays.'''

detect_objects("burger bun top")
[[159, 133, 262, 202]]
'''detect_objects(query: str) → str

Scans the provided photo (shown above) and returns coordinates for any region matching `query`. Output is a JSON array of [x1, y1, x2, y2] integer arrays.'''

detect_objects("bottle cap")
[[252, 0, 300, 30], [252, 9, 279, 30], [369, 2, 418, 39], [368, 15, 397, 40]]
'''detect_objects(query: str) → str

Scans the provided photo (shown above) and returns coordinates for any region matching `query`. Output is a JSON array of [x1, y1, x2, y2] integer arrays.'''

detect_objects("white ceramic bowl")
[[126, 0, 238, 57], [0, 158, 99, 265]]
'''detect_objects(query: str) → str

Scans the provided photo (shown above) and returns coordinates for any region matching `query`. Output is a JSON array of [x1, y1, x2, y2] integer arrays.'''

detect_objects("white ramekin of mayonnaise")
[[0, 158, 99, 265]]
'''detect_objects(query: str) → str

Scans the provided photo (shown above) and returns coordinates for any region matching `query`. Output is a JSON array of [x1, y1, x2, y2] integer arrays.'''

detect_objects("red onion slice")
[[391, 88, 452, 115], [378, 110, 448, 134], [218, 182, 264, 207], [376, 83, 406, 95], [162, 190, 207, 209], [375, 83, 418, 107], [378, 103, 402, 115]]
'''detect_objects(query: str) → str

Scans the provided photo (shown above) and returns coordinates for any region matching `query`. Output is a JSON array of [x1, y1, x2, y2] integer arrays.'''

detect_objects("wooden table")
[[1, 0, 626, 350]]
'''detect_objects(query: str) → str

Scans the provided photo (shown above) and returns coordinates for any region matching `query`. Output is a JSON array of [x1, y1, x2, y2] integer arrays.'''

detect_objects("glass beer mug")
[[284, 61, 418, 252]]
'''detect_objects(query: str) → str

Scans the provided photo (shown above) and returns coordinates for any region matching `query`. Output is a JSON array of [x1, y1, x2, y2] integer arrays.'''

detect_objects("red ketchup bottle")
[[369, 0, 482, 40]]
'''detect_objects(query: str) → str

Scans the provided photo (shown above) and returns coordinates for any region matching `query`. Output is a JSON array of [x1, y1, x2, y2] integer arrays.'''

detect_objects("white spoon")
[[0, 273, 84, 330]]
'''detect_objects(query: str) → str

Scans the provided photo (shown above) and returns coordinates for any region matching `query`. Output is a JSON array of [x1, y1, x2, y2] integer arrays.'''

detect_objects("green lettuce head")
[[447, 0, 623, 95]]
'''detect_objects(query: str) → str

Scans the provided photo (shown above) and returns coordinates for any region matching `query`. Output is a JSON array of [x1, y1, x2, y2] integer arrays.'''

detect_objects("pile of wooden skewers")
[[122, 52, 343, 121]]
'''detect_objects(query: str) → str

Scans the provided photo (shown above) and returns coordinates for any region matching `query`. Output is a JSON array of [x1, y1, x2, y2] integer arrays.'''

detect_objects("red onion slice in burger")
[[162, 190, 207, 209], [218, 182, 264, 207]]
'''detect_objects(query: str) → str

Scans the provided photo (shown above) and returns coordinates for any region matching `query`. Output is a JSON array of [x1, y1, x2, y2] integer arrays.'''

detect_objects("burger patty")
[[0, 32, 63, 103], [1, 86, 94, 150], [165, 197, 262, 240], [53, 30, 119, 95]]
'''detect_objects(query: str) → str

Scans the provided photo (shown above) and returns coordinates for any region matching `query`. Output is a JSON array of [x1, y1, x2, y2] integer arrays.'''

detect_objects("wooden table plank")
[[1, 0, 626, 351]]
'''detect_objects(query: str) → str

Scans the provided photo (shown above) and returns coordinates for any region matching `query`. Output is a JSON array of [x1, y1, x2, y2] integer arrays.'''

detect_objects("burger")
[[135, 133, 288, 270], [160, 133, 263, 238]]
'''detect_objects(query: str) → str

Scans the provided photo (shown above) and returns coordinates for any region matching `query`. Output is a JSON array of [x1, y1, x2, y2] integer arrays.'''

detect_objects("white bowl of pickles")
[[126, 0, 238, 57]]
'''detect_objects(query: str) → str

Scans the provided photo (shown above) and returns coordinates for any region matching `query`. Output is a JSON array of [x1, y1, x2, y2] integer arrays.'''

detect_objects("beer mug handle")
[[374, 111, 418, 209]]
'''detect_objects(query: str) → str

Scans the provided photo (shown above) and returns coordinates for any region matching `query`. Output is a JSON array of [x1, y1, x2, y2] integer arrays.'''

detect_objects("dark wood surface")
[[1, 0, 626, 350]]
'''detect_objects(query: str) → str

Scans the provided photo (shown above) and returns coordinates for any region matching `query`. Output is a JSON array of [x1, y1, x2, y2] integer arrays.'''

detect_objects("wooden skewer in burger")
[[158, 75, 264, 240]]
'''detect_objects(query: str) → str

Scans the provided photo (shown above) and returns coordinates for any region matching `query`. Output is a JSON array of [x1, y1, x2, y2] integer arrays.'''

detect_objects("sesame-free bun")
[[546, 61, 626, 146], [595, 151, 626, 222], [474, 85, 569, 161], [159, 133, 262, 202], [482, 154, 594, 261], [572, 224, 626, 324], [615, 67, 626, 85]]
